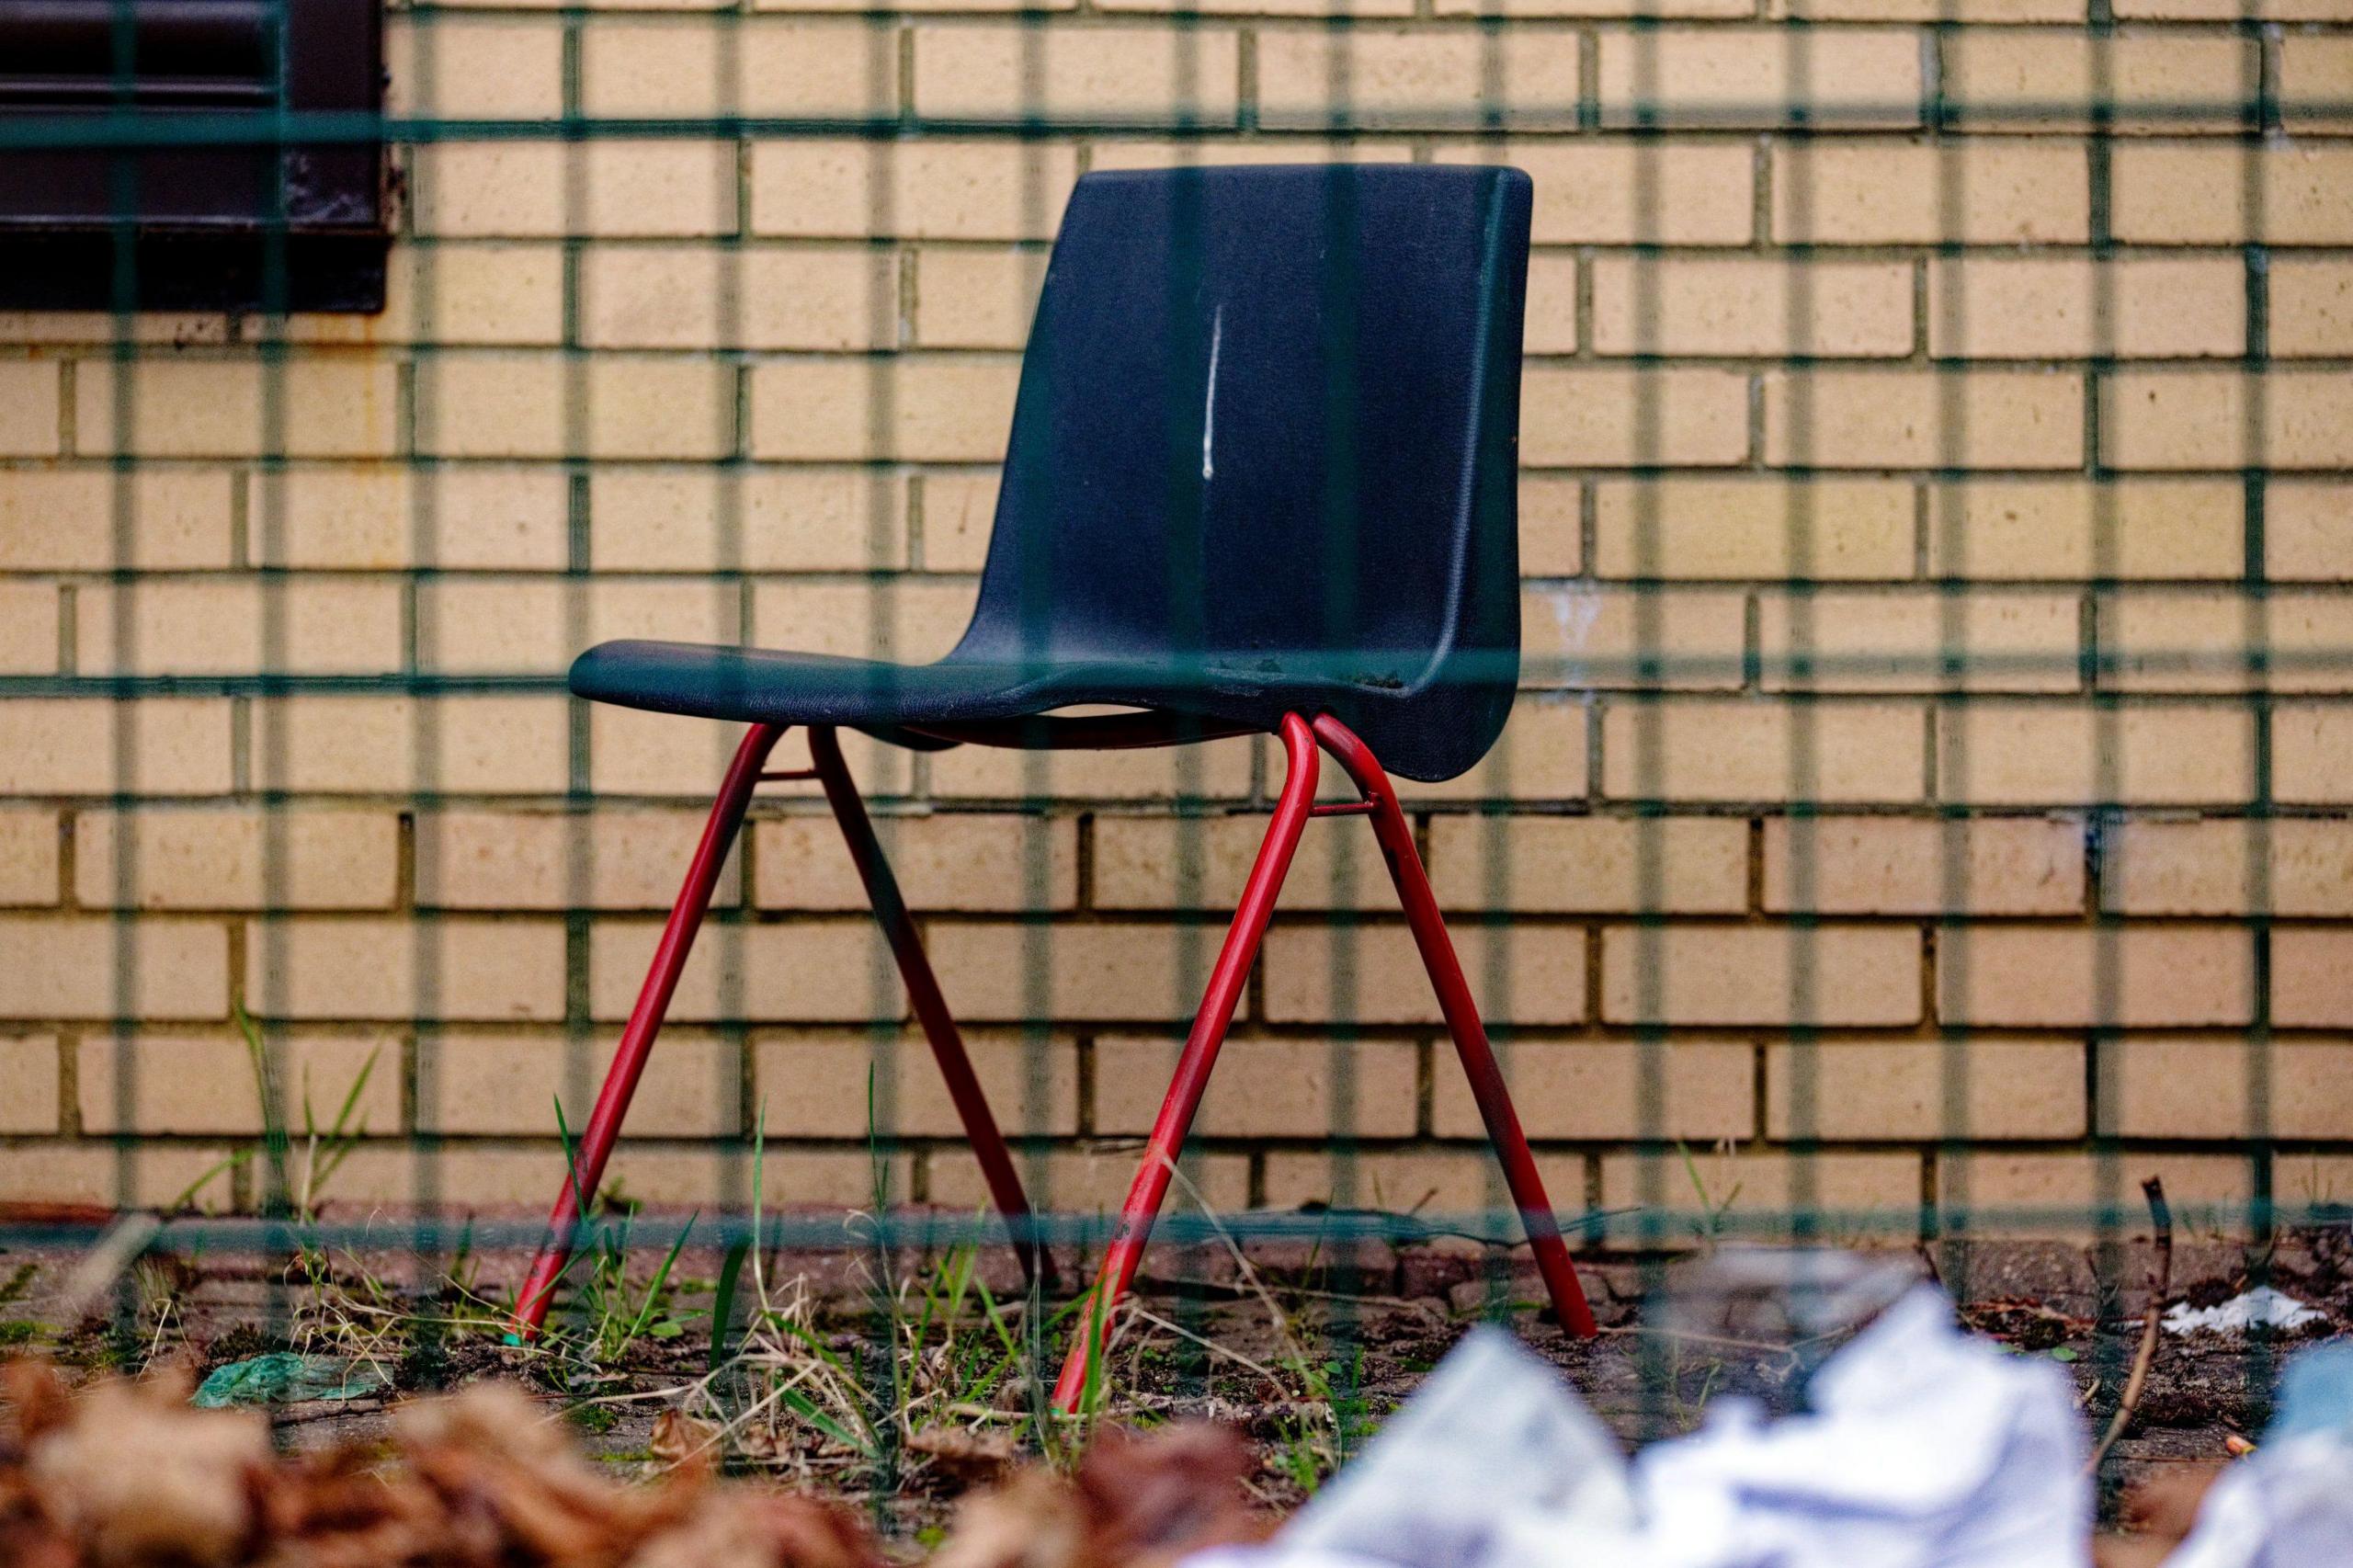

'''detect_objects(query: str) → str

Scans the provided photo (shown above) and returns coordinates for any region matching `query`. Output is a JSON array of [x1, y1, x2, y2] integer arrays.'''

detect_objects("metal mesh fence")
[[0, 0, 2347, 1488]]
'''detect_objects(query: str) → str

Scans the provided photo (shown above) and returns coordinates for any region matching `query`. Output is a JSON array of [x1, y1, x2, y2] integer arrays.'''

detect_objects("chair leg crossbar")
[[513, 713, 1597, 1398]]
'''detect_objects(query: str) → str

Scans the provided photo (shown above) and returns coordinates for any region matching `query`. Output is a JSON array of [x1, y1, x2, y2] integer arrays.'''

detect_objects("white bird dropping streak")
[[1201, 303, 1223, 483]]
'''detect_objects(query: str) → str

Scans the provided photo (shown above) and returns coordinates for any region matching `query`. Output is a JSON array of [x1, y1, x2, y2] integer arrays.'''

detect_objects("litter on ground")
[[2162, 1290, 2327, 1338]]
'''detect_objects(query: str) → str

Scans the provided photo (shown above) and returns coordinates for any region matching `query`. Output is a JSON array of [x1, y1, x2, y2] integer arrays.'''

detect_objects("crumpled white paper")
[[1188, 1282, 2091, 1568], [2161, 1288, 2326, 1337], [2158, 1345, 2353, 1568]]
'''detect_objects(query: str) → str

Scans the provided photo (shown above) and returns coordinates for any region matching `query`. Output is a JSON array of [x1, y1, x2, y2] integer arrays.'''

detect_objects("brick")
[[1594, 479, 1915, 582], [915, 26, 1241, 124], [1928, 479, 2244, 581], [384, 17, 564, 118], [76, 577, 404, 677], [1086, 813, 1380, 912], [581, 246, 898, 352], [2277, 703, 2353, 804], [2279, 1155, 2353, 1213], [1522, 368, 1750, 468], [1521, 475, 1581, 574], [1936, 925, 2255, 1026], [1937, 702, 2253, 805], [2280, 35, 2353, 131], [916, 920, 1242, 1025], [1758, 588, 2080, 694], [1763, 370, 2085, 471], [325, 1142, 904, 1213], [0, 812, 60, 905], [0, 583, 56, 674], [2103, 371, 2353, 472], [750, 142, 1079, 240], [2268, 483, 2353, 581], [1600, 699, 1928, 804], [753, 812, 1076, 912], [412, 141, 738, 238], [247, 917, 566, 1022], [1765, 815, 2085, 915], [1086, 139, 1417, 173], [418, 810, 740, 910], [748, 357, 1017, 461], [255, 696, 569, 795], [1256, 27, 1578, 130], [0, 1036, 59, 1133], [74, 358, 398, 459], [2100, 590, 2353, 693], [2271, 258, 2353, 357], [2118, 0, 2353, 17], [1266, 1147, 1579, 1214], [2110, 143, 2353, 244], [1774, 138, 2087, 244], [582, 18, 894, 117], [1597, 28, 1923, 129], [1436, 141, 1754, 244], [918, 469, 999, 571], [256, 464, 569, 572], [1097, 1035, 1417, 1138], [420, 1030, 742, 1138], [2275, 928, 2353, 1026], [1766, 1038, 2084, 1141], [0, 1142, 241, 1213], [1110, 0, 1409, 15], [1598, 1148, 1924, 1235], [1444, 0, 1744, 16], [753, 1031, 1076, 1139], [591, 467, 907, 572], [1523, 254, 1577, 355], [76, 810, 398, 911], [1940, 32, 2255, 134], [592, 918, 900, 1022], [0, 699, 233, 797], [927, 733, 1255, 801], [1428, 815, 1748, 914], [1772, 0, 2076, 17], [938, 1146, 1246, 1215], [384, 244, 568, 348], [1523, 585, 1746, 690], [0, 469, 234, 570], [915, 247, 1049, 350], [1927, 256, 2245, 359], [1265, 922, 1586, 1027], [1592, 256, 1913, 358], [1600, 924, 1922, 1026], [2105, 1037, 2353, 1141], [749, 578, 973, 664], [78, 1030, 398, 1136], [0, 916, 227, 1020], [0, 361, 61, 455], [421, 576, 735, 676], [2104, 818, 2353, 915], [1438, 1039, 1754, 1141], [1941, 1152, 2254, 1235], [1404, 694, 1591, 804], [589, 710, 910, 801], [424, 354, 734, 460]]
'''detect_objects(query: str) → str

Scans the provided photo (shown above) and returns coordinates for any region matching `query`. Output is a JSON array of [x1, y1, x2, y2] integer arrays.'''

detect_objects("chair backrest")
[[949, 163, 1531, 783]]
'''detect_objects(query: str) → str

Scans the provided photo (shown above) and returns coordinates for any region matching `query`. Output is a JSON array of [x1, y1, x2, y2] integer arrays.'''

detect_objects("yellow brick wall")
[[1, 3, 2348, 1239]]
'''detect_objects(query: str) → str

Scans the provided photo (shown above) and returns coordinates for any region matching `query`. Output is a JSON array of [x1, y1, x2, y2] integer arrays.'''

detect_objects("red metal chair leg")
[[512, 722, 787, 1339], [806, 726, 1054, 1289], [1051, 712, 1323, 1410], [1310, 712, 1598, 1339]]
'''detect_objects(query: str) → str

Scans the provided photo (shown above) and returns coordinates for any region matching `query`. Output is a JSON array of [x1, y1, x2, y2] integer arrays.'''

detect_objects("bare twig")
[[2087, 1176, 2175, 1474]]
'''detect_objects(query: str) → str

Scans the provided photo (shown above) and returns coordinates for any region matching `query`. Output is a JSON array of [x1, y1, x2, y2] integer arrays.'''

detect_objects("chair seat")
[[568, 639, 1410, 744]]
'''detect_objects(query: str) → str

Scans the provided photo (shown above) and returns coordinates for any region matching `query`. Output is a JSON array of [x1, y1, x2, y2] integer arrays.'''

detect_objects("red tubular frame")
[[1049, 711, 1596, 1406], [513, 722, 1047, 1338]]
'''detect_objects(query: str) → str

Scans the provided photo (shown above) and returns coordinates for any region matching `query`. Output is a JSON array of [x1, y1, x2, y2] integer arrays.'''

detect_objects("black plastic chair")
[[514, 163, 1598, 1399]]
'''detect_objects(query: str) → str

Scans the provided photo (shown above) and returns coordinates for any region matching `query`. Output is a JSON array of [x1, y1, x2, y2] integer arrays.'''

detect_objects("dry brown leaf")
[[630, 1489, 887, 1568], [28, 1372, 272, 1566], [911, 1426, 1019, 1491], [652, 1408, 724, 1470]]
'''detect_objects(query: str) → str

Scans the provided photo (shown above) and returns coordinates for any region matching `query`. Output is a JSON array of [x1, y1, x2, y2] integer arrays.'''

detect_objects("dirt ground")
[[1, 1214, 2344, 1539]]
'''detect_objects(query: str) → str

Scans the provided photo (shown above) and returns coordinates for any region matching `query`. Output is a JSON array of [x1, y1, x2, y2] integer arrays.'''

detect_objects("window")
[[0, 0, 387, 311]]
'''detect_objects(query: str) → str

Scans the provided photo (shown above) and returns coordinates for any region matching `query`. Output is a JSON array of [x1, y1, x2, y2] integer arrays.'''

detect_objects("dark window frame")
[[0, 0, 388, 312]]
